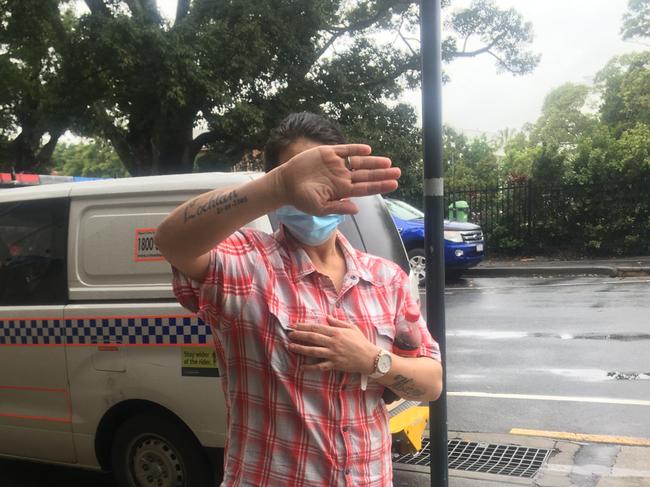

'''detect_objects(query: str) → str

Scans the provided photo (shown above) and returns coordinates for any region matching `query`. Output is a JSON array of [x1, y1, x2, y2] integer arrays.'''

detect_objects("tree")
[[52, 140, 130, 178], [0, 0, 539, 176], [63, 0, 539, 176], [0, 0, 76, 172], [596, 51, 650, 137], [466, 134, 499, 185], [621, 0, 650, 41], [440, 125, 502, 190], [531, 83, 597, 151], [443, 0, 540, 75], [499, 83, 599, 186], [499, 126, 538, 182]]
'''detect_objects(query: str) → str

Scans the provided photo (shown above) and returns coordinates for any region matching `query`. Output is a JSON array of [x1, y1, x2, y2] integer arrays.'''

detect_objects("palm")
[[280, 144, 400, 215]]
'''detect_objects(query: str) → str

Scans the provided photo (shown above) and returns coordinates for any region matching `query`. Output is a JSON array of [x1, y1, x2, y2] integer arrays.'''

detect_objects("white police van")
[[0, 173, 425, 487]]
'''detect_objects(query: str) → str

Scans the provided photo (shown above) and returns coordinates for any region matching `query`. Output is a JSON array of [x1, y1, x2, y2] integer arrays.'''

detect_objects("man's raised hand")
[[274, 144, 400, 216]]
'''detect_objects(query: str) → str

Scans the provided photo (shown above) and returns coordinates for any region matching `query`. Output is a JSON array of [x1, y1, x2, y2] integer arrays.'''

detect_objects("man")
[[155, 112, 442, 486]]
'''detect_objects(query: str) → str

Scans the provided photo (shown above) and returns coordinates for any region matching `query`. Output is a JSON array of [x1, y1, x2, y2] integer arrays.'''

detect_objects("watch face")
[[377, 352, 392, 374]]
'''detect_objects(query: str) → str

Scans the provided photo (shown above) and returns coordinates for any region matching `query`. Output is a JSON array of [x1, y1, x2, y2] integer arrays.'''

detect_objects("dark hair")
[[263, 112, 346, 172]]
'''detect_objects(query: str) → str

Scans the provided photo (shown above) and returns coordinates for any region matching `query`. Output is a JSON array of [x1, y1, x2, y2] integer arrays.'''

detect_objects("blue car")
[[384, 198, 485, 283]]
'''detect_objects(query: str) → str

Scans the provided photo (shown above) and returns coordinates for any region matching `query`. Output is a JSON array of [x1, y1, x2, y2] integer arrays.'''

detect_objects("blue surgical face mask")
[[274, 206, 344, 246]]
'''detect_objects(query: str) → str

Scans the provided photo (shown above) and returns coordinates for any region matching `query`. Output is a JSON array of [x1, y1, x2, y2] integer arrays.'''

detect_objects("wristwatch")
[[369, 349, 392, 379]]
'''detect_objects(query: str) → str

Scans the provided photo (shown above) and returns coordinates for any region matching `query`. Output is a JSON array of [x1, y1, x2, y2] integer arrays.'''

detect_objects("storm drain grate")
[[393, 438, 553, 478]]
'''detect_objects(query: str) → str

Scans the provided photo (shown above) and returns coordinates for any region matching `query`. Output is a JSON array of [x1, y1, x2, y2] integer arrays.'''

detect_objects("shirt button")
[[336, 302, 341, 308], [345, 469, 350, 475], [342, 425, 349, 432]]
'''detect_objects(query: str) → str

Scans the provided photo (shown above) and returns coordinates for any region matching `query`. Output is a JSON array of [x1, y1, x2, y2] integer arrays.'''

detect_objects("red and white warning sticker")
[[134, 228, 164, 261]]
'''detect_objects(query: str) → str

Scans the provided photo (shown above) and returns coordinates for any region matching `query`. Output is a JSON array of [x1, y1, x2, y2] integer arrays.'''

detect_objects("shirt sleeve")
[[171, 229, 260, 326], [393, 269, 441, 361]]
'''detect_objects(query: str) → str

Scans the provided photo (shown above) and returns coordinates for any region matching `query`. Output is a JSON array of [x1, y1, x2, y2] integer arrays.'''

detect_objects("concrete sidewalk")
[[463, 256, 650, 278], [394, 431, 650, 487]]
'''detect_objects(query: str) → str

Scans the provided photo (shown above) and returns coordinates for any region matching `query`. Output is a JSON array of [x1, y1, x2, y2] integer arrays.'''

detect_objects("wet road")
[[2, 275, 649, 486], [436, 276, 650, 438]]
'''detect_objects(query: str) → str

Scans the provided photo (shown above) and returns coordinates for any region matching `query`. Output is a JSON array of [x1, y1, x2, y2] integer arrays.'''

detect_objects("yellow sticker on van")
[[181, 347, 219, 377]]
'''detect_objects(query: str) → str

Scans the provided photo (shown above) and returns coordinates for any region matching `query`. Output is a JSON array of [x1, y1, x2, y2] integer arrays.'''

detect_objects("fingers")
[[288, 330, 333, 346], [332, 144, 373, 158], [348, 167, 401, 197], [350, 167, 401, 183], [350, 180, 399, 197], [288, 342, 331, 358], [292, 323, 337, 336], [348, 156, 393, 170], [327, 315, 353, 328], [301, 360, 335, 372]]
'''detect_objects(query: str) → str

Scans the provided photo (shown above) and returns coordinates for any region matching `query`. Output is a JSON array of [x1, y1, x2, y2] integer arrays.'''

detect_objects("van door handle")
[[91, 337, 123, 345]]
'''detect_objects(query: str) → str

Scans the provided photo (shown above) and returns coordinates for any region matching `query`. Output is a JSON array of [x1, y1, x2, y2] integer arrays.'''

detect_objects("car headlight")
[[444, 230, 464, 243]]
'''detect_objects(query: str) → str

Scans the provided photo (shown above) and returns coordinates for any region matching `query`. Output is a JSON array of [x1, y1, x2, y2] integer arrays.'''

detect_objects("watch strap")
[[369, 349, 390, 379]]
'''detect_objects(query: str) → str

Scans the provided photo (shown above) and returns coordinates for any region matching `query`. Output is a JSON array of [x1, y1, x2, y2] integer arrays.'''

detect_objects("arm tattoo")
[[389, 374, 425, 398], [183, 190, 248, 224]]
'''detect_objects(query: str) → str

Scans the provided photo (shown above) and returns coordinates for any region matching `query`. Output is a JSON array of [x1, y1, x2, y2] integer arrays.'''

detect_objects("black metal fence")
[[445, 180, 650, 256]]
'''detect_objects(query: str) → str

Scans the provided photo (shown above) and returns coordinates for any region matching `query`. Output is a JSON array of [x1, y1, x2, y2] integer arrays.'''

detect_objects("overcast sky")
[[425, 0, 644, 137], [157, 1, 643, 138]]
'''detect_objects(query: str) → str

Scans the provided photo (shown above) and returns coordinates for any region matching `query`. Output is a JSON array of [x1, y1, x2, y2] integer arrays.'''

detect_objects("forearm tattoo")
[[389, 374, 425, 398], [183, 190, 248, 223]]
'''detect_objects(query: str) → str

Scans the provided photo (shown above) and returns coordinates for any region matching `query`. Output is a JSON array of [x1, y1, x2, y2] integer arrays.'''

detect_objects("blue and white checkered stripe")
[[0, 319, 63, 345], [0, 316, 212, 346]]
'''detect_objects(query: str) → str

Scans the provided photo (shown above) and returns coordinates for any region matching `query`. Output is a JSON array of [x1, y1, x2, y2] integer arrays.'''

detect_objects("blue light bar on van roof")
[[72, 176, 110, 182]]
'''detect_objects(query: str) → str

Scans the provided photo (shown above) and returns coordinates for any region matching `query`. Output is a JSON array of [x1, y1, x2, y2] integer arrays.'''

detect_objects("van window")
[[0, 198, 68, 305]]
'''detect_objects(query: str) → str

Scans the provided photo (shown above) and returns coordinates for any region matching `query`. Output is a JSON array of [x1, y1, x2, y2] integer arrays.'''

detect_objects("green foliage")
[[442, 126, 500, 190], [621, 0, 650, 40], [500, 128, 539, 182], [0, 0, 537, 179], [488, 224, 524, 253], [531, 83, 597, 149], [596, 52, 650, 137], [467, 135, 499, 184], [0, 0, 75, 172], [0, 0, 540, 182], [443, 0, 540, 74], [52, 140, 130, 178], [530, 144, 567, 187], [477, 43, 650, 256]]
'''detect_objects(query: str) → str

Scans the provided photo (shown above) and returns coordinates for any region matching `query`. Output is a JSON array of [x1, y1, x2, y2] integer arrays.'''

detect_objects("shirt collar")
[[275, 224, 377, 285]]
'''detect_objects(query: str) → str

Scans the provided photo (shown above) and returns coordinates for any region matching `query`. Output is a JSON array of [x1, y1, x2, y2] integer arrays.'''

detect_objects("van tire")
[[111, 414, 214, 487]]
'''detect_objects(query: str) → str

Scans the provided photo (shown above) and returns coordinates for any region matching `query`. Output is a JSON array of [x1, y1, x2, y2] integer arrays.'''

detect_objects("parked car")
[[0, 174, 428, 487], [384, 198, 485, 283]]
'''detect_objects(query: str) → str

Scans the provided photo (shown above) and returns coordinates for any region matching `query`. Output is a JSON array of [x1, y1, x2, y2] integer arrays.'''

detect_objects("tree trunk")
[[154, 124, 196, 175], [110, 117, 198, 176], [5, 128, 61, 173]]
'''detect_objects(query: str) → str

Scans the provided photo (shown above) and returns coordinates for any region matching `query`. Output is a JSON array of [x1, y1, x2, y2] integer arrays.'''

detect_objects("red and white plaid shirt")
[[172, 226, 440, 487]]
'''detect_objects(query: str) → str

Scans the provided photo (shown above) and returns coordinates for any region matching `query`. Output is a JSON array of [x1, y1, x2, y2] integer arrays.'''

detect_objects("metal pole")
[[420, 0, 448, 486]]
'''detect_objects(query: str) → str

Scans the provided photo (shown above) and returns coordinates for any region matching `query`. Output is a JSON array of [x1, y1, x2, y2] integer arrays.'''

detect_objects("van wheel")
[[111, 414, 213, 487], [407, 248, 426, 287]]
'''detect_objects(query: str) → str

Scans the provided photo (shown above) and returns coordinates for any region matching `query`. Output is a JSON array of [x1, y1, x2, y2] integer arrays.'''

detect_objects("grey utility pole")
[[420, 0, 449, 486]]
